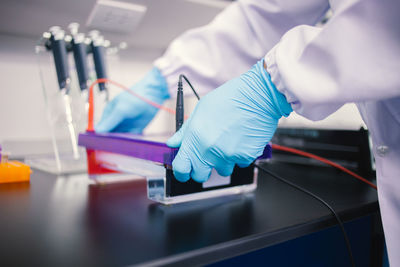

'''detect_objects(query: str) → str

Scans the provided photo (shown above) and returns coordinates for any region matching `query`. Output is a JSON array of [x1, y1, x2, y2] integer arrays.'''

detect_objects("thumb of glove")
[[166, 121, 189, 148]]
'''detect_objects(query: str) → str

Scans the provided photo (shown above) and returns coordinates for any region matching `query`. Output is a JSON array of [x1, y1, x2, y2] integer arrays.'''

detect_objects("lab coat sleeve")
[[265, 0, 400, 120], [154, 0, 329, 96]]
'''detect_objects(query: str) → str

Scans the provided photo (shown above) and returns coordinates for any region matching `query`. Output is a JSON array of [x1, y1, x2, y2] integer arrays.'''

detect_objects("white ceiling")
[[0, 0, 231, 49]]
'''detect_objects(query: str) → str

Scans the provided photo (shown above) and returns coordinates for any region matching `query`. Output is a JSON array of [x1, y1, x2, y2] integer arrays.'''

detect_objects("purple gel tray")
[[78, 132, 272, 166]]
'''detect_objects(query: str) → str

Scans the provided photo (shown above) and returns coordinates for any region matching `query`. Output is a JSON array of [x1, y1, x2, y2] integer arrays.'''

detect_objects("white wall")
[[0, 34, 50, 141], [0, 33, 366, 144]]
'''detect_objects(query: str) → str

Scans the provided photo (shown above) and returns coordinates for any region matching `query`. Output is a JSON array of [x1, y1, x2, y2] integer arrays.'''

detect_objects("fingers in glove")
[[171, 150, 192, 182], [95, 101, 124, 132], [236, 160, 253, 168], [190, 156, 212, 183], [166, 120, 190, 148], [214, 161, 235, 177]]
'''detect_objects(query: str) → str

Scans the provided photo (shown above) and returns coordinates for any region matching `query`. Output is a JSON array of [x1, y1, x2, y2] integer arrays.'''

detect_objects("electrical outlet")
[[87, 0, 147, 33]]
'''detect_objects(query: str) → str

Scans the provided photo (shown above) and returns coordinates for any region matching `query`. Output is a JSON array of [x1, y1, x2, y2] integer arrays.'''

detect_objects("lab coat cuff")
[[264, 46, 298, 112]]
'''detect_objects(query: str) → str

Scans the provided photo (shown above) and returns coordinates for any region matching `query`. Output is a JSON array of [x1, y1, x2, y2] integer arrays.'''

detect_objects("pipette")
[[68, 23, 89, 93], [49, 26, 80, 160], [89, 31, 109, 102]]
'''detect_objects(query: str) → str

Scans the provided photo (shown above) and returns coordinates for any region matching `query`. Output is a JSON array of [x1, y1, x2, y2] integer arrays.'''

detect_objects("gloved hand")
[[95, 67, 170, 134], [166, 60, 292, 183]]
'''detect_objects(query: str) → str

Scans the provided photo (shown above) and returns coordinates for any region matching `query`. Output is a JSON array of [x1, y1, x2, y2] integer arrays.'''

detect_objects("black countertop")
[[0, 161, 378, 267]]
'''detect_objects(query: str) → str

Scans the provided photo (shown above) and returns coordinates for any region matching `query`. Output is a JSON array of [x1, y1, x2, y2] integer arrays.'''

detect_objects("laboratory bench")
[[0, 161, 383, 267]]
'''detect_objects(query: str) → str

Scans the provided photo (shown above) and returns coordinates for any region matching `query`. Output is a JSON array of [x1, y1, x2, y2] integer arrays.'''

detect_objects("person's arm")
[[155, 0, 329, 95], [265, 0, 400, 120], [96, 0, 329, 133]]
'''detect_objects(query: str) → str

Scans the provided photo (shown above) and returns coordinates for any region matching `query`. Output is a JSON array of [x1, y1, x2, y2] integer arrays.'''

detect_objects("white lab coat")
[[154, 0, 400, 265]]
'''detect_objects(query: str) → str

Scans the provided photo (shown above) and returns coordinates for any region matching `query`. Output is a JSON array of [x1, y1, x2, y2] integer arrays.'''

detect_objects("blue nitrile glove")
[[166, 60, 292, 183], [96, 67, 170, 134]]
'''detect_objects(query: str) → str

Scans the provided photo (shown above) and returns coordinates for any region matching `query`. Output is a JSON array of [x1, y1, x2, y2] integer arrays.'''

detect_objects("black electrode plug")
[[175, 74, 200, 132], [176, 75, 184, 132]]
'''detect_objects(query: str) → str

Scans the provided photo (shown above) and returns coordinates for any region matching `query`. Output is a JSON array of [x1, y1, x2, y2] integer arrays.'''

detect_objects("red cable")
[[271, 144, 377, 190], [86, 79, 377, 190]]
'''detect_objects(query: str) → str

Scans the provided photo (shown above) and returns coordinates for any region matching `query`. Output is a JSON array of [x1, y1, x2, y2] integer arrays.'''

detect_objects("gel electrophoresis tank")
[[78, 132, 271, 204]]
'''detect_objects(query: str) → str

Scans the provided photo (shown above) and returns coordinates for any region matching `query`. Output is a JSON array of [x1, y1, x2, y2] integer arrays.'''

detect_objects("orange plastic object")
[[0, 161, 31, 184]]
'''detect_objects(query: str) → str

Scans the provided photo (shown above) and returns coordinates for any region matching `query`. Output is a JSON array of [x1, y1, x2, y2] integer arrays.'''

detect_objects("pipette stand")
[[25, 44, 87, 174]]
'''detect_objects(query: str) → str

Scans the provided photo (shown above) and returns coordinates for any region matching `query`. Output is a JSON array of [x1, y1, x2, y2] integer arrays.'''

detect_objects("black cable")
[[254, 163, 356, 267], [179, 74, 200, 100]]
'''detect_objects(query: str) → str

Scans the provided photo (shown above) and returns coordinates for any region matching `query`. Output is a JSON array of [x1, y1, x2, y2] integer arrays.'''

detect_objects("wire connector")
[[176, 75, 184, 131]]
